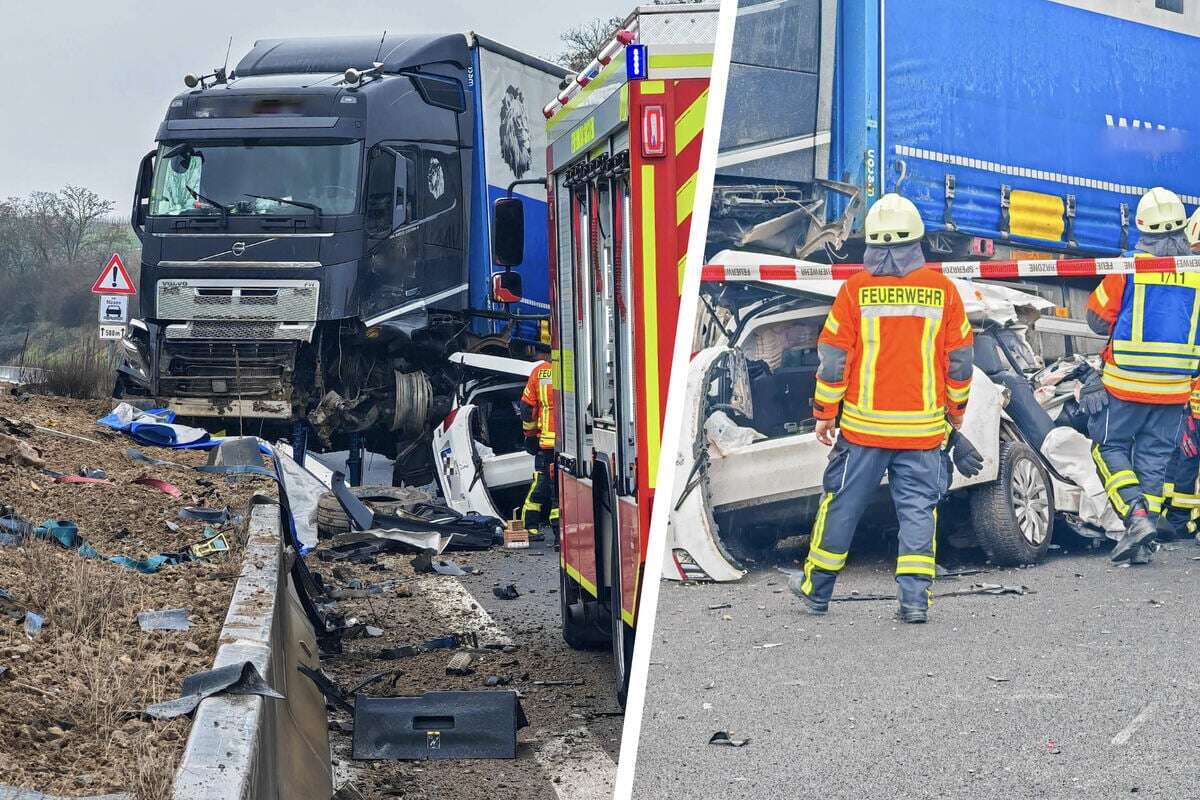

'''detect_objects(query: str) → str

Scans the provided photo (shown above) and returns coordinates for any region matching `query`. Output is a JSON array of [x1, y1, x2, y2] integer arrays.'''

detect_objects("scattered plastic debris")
[[0, 434, 44, 469], [178, 506, 234, 525], [708, 731, 751, 747], [493, 584, 521, 600], [411, 553, 472, 576], [446, 652, 475, 676], [986, 675, 1010, 683], [378, 633, 477, 660], [22, 612, 43, 640], [145, 661, 284, 720], [133, 476, 182, 498], [137, 608, 192, 632]]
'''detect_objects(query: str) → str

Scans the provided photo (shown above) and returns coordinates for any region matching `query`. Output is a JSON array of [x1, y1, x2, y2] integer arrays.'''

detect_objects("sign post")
[[91, 253, 135, 342]]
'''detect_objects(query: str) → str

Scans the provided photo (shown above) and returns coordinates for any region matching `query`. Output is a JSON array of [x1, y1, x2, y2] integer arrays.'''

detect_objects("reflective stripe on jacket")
[[1087, 271, 1200, 405], [520, 360, 557, 450], [814, 267, 974, 450]]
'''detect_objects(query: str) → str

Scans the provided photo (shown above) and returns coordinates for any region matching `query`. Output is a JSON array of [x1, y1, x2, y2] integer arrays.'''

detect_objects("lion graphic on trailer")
[[499, 84, 533, 179]]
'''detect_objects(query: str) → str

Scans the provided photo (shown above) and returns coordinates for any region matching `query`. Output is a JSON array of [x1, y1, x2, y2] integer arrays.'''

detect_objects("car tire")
[[968, 440, 1055, 565], [315, 485, 432, 538]]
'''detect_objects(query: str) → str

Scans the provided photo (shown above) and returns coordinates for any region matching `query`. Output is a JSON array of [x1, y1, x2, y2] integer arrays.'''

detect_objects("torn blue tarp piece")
[[36, 520, 82, 549], [110, 553, 181, 573], [96, 403, 213, 449]]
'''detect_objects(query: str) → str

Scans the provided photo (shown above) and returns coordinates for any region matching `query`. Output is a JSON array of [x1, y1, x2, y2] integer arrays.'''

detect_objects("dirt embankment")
[[0, 389, 276, 799]]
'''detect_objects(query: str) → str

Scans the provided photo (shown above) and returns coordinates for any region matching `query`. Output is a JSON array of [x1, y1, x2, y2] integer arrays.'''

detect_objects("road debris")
[[145, 661, 284, 720], [136, 608, 192, 632], [708, 731, 751, 747], [446, 652, 475, 675], [0, 433, 44, 469], [352, 691, 528, 760], [986, 675, 1010, 683], [493, 583, 521, 600], [132, 476, 182, 497]]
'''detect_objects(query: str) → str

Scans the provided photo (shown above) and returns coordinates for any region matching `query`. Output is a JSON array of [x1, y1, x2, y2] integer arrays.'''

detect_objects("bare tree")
[[52, 186, 115, 265], [555, 16, 623, 72]]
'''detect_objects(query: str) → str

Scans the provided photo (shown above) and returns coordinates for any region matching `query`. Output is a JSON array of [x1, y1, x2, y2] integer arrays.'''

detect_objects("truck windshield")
[[149, 140, 361, 217]]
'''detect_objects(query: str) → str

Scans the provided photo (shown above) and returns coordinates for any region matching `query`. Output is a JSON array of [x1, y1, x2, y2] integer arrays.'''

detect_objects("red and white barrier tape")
[[543, 30, 635, 120], [701, 256, 1200, 283]]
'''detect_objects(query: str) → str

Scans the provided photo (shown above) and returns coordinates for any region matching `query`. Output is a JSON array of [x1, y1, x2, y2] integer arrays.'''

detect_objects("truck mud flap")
[[352, 691, 528, 760]]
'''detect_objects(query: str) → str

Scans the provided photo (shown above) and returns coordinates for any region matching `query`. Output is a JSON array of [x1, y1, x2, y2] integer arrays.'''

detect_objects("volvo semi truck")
[[116, 34, 566, 484]]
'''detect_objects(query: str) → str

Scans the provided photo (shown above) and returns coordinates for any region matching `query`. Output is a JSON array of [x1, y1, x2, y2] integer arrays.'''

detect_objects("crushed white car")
[[431, 352, 536, 521], [665, 250, 1122, 583]]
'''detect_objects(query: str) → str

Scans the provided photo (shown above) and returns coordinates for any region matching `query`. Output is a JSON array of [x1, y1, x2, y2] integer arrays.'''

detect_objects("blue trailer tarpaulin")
[[883, 0, 1200, 254]]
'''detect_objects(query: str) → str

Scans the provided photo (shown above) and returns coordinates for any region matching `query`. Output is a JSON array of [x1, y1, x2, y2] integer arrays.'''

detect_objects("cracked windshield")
[[149, 140, 361, 216]]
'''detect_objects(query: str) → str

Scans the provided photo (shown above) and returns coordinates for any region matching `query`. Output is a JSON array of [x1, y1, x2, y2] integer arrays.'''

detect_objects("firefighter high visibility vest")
[[814, 267, 974, 450], [1088, 271, 1200, 404], [521, 360, 557, 450]]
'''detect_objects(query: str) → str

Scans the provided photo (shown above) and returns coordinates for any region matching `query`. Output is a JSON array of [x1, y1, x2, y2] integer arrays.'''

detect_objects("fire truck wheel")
[[559, 565, 596, 650], [609, 524, 635, 708]]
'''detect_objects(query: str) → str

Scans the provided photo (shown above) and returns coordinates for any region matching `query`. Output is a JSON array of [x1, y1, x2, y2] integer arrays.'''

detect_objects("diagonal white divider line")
[[613, 2, 740, 798], [1111, 702, 1156, 746]]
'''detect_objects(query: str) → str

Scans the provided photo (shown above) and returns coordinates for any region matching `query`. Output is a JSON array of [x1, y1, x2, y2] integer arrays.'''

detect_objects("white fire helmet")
[[1135, 187, 1186, 234], [864, 193, 925, 246], [1186, 208, 1200, 249]]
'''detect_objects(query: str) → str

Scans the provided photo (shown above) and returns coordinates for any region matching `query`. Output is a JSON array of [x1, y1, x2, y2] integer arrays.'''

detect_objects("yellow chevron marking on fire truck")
[[570, 117, 597, 154], [640, 80, 665, 95], [1009, 189, 1065, 242], [675, 88, 708, 154], [619, 84, 629, 121], [641, 164, 661, 490], [565, 561, 599, 598], [676, 171, 697, 226], [678, 254, 688, 293]]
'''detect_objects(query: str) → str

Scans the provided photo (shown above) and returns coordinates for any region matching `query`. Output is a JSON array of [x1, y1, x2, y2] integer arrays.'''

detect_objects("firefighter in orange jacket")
[[789, 194, 975, 624], [520, 359, 559, 543], [1080, 187, 1200, 563]]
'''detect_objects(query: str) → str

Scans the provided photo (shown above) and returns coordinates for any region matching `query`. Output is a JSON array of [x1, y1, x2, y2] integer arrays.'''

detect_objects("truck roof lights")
[[543, 29, 636, 120]]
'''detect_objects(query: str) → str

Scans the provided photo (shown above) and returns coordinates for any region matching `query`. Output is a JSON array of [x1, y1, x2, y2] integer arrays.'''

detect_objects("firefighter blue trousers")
[[1164, 423, 1200, 536], [799, 439, 947, 611], [522, 450, 559, 534], [1088, 395, 1185, 520]]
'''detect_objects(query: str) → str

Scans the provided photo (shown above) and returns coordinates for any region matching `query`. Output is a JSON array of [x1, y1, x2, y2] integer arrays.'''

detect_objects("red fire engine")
[[492, 4, 717, 703]]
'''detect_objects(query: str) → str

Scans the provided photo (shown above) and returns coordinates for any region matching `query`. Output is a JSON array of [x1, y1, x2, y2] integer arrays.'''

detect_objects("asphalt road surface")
[[633, 535, 1200, 799]]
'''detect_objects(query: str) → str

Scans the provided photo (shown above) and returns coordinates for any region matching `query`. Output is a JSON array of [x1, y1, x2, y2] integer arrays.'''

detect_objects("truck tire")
[[315, 485, 432, 538], [968, 440, 1055, 566], [609, 516, 635, 709], [560, 564, 597, 650]]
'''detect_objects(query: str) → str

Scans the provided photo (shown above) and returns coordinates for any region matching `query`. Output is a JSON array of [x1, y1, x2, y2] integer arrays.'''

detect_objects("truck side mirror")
[[491, 269, 523, 304], [131, 149, 155, 241], [492, 197, 525, 267]]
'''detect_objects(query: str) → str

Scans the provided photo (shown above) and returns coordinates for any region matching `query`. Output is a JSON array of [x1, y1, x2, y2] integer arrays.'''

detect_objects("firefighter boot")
[[1130, 544, 1155, 565], [897, 606, 928, 624], [1111, 505, 1158, 563], [787, 573, 829, 615]]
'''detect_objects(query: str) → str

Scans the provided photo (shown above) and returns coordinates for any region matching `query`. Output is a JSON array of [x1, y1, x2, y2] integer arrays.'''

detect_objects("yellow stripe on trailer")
[[641, 163, 661, 489], [1009, 189, 1065, 242]]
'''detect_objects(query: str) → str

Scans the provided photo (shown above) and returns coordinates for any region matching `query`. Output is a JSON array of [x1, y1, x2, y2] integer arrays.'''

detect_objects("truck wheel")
[[968, 440, 1055, 565], [609, 520, 635, 708], [560, 564, 595, 650]]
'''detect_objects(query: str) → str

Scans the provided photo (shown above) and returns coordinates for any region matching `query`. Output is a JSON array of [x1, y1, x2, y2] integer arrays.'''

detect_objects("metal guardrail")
[[172, 501, 331, 800], [0, 365, 47, 385]]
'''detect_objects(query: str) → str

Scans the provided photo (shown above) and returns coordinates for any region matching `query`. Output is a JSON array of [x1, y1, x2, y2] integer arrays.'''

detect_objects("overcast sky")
[[0, 1, 632, 208]]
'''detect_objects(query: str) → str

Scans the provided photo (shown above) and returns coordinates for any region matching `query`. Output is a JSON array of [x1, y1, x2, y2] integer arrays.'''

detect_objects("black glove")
[[947, 429, 984, 478], [1078, 370, 1108, 416], [523, 437, 540, 455]]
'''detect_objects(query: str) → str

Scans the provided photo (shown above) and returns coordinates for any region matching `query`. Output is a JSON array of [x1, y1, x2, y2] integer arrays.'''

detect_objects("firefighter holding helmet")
[[790, 193, 976, 624], [1080, 187, 1200, 563], [520, 358, 560, 545]]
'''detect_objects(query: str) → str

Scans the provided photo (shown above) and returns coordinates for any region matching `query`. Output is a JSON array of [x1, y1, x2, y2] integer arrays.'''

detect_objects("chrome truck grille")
[[156, 279, 320, 323]]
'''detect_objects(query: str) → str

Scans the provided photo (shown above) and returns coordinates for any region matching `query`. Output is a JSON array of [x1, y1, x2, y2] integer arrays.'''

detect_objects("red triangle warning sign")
[[91, 253, 136, 295]]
